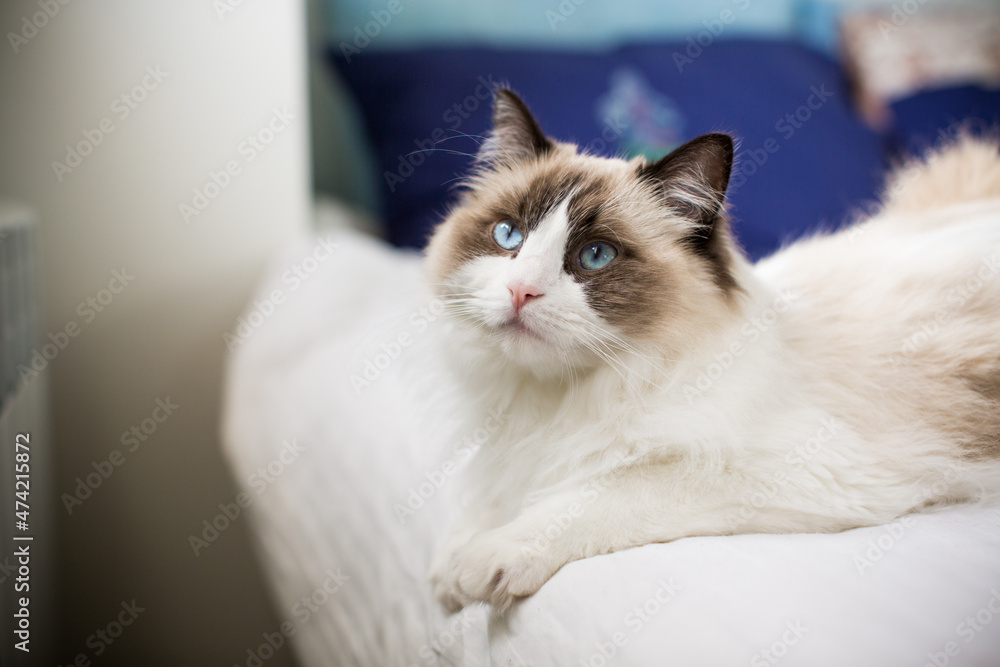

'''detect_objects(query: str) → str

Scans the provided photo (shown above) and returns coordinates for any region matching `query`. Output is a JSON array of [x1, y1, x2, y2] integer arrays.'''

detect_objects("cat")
[[424, 87, 1000, 613]]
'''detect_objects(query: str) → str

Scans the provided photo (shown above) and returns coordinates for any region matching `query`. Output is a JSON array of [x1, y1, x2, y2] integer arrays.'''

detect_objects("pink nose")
[[509, 283, 544, 314]]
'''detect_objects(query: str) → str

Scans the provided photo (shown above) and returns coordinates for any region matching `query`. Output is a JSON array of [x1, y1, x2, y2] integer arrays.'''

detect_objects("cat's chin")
[[445, 313, 599, 380], [492, 324, 597, 379], [499, 318, 545, 342]]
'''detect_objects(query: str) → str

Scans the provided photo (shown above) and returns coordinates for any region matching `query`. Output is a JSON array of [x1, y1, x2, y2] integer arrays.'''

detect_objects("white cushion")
[[222, 212, 1000, 667]]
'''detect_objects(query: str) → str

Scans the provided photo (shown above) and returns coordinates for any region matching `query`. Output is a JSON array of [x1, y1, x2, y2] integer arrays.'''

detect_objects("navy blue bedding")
[[329, 39, 996, 260]]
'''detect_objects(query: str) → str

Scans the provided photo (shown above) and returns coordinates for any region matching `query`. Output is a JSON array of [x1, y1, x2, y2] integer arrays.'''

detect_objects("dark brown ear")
[[639, 133, 742, 294], [637, 132, 733, 230], [478, 88, 553, 165]]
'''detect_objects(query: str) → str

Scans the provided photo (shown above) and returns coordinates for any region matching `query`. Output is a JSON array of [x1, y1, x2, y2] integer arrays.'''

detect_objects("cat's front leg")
[[431, 514, 569, 613], [432, 468, 676, 612], [429, 505, 509, 613], [431, 464, 756, 611], [435, 452, 892, 611], [430, 528, 480, 613]]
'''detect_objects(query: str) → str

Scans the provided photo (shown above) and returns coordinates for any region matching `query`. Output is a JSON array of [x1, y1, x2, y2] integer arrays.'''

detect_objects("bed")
[[221, 199, 1000, 666], [221, 3, 1000, 664]]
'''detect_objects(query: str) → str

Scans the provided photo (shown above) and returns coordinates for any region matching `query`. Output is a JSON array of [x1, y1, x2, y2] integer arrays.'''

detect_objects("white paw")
[[431, 529, 557, 612]]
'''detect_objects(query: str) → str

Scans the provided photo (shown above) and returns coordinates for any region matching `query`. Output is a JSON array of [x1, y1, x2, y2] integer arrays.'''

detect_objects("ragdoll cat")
[[425, 88, 1000, 612]]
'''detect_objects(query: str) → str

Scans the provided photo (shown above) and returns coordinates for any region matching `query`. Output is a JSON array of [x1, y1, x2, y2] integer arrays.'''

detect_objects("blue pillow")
[[330, 39, 884, 260], [889, 85, 1000, 158]]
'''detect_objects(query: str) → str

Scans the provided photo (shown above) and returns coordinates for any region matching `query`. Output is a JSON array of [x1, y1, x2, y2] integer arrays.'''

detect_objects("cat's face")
[[426, 89, 744, 378]]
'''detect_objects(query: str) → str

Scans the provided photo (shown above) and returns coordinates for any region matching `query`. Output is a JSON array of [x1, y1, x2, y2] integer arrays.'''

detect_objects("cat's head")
[[426, 88, 748, 379]]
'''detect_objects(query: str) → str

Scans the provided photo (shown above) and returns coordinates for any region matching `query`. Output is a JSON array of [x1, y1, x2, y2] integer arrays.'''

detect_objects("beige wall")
[[0, 1, 310, 663]]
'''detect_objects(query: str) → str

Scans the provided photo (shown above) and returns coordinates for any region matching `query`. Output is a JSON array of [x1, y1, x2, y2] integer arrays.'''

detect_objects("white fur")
[[428, 144, 1000, 613]]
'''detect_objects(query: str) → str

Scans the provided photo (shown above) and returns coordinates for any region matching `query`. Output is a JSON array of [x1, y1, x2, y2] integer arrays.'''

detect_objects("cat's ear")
[[637, 133, 734, 230], [479, 88, 553, 166], [640, 133, 742, 293]]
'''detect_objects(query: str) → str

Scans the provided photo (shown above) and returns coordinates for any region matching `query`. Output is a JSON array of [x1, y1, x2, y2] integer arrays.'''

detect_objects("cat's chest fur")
[[447, 303, 842, 517]]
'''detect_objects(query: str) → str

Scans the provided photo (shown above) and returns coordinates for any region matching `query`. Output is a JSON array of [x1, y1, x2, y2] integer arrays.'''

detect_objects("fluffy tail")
[[881, 134, 1000, 214]]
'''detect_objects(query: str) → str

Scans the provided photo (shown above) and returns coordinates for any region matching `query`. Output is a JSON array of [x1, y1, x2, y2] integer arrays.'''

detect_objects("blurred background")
[[0, 0, 997, 665]]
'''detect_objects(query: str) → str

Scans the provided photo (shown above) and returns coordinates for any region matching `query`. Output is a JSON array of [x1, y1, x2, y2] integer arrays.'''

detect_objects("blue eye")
[[579, 241, 618, 270], [492, 220, 523, 251]]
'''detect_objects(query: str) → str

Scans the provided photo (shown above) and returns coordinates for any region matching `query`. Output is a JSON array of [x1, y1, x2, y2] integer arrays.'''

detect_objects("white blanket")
[[222, 207, 1000, 667]]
